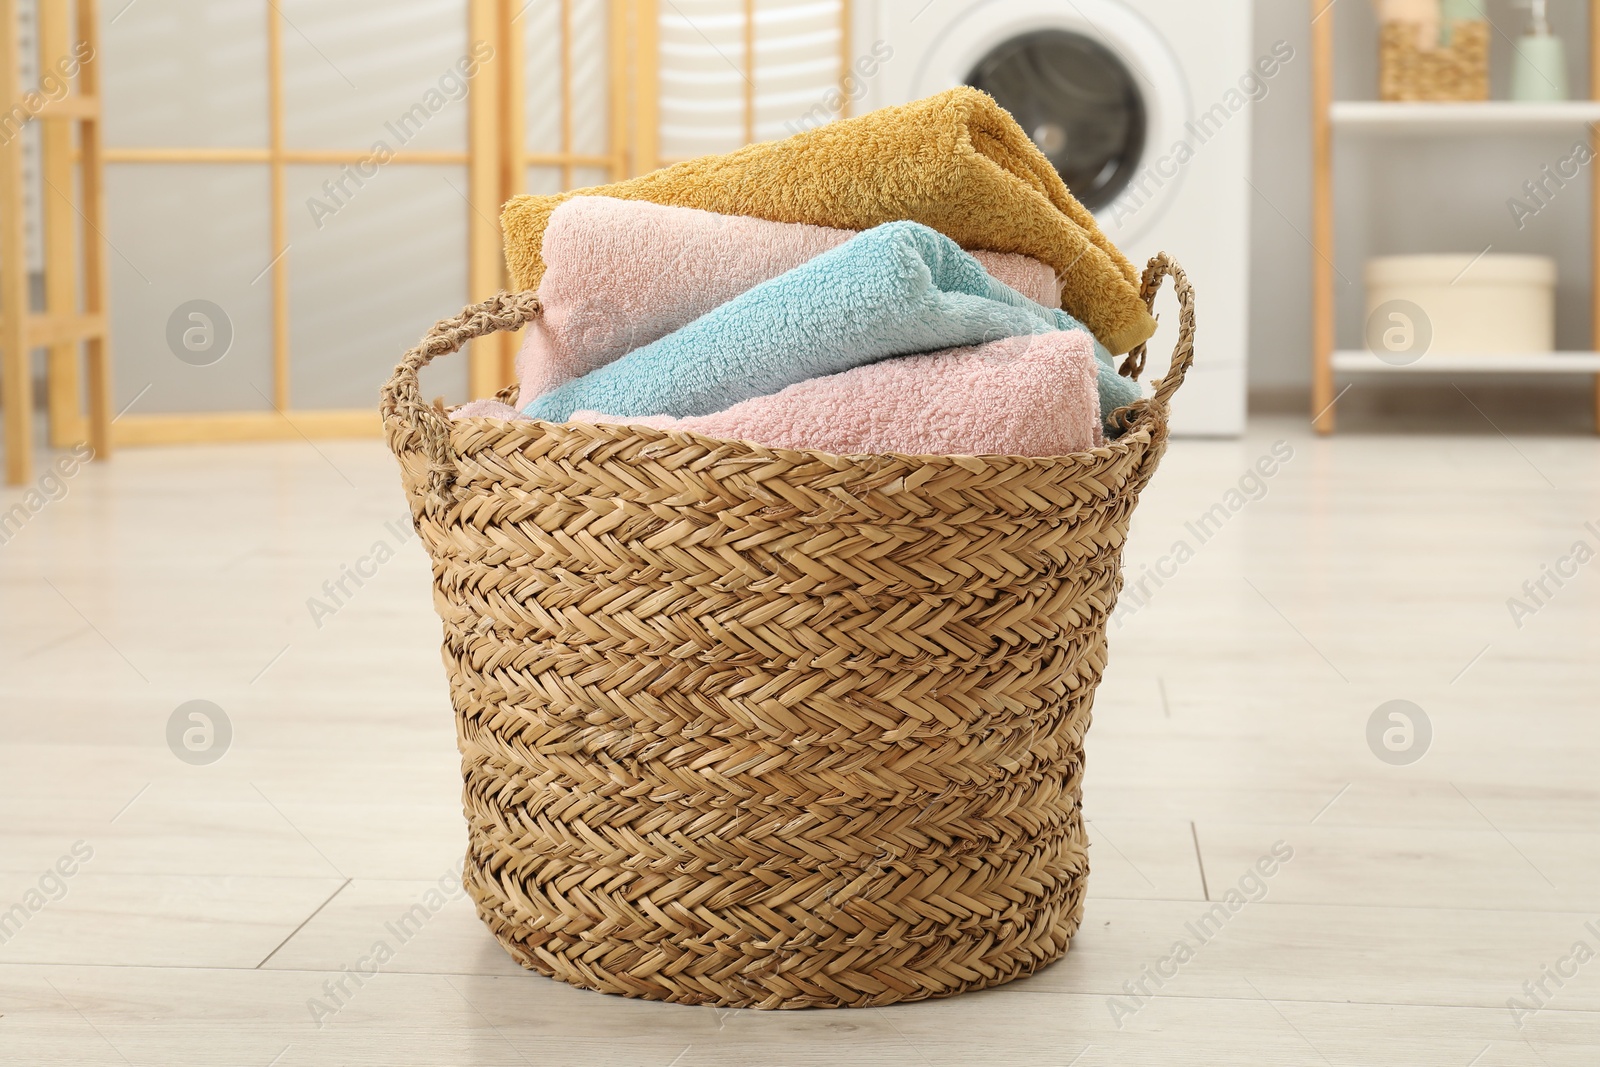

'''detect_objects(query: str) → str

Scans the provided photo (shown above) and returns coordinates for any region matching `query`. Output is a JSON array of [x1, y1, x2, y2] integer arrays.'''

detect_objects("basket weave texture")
[[1379, 19, 1489, 102], [380, 254, 1195, 1009]]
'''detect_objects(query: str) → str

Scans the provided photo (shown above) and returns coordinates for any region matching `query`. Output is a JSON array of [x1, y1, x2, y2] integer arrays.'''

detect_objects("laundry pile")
[[452, 87, 1158, 457]]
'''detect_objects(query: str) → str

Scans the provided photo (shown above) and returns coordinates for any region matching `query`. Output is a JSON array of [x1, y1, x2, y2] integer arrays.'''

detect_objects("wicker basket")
[[1379, 19, 1489, 102], [379, 254, 1196, 1009]]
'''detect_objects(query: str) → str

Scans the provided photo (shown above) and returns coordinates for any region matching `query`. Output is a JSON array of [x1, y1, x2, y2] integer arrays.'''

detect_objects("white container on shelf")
[[1364, 254, 1557, 354]]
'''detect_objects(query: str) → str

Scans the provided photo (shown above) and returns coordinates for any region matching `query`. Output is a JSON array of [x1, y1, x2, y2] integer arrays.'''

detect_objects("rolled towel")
[[571, 331, 1104, 457], [515, 196, 1063, 409], [501, 87, 1157, 354], [520, 220, 1142, 425], [1376, 0, 1441, 49]]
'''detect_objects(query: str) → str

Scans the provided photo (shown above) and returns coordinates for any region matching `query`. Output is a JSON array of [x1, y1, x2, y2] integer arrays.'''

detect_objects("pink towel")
[[569, 331, 1104, 457], [449, 398, 523, 420], [514, 196, 1063, 409]]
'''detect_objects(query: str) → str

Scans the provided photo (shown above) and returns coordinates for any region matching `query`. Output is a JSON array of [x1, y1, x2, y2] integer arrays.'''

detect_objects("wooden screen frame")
[[1, 0, 112, 485], [5, 0, 857, 467], [99, 0, 509, 445]]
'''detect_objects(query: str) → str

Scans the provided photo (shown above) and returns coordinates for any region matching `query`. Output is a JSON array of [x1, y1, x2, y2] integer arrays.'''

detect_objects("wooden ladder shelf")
[[0, 0, 112, 485]]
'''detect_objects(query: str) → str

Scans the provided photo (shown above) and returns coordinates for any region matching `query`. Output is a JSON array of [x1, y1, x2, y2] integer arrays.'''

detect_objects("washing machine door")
[[965, 30, 1145, 214], [908, 0, 1190, 242]]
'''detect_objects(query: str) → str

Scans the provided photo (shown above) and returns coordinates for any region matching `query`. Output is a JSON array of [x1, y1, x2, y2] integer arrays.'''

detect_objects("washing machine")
[[860, 0, 1256, 436]]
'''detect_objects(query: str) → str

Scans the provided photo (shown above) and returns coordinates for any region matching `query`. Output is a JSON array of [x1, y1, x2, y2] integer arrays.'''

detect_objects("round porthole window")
[[965, 30, 1147, 213]]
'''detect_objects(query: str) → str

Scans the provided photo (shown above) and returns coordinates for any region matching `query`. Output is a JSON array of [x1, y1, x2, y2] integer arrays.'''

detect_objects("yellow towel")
[[501, 88, 1158, 355]]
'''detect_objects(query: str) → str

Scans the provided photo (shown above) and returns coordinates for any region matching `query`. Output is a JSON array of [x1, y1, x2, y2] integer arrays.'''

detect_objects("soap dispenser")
[[1510, 0, 1570, 101]]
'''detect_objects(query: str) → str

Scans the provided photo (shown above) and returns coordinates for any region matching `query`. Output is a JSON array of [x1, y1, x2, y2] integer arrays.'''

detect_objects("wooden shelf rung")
[[0, 313, 107, 347], [25, 94, 99, 120]]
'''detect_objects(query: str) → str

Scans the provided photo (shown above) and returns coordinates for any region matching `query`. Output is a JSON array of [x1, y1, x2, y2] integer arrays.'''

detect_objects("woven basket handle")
[[379, 291, 543, 491], [1115, 252, 1196, 421]]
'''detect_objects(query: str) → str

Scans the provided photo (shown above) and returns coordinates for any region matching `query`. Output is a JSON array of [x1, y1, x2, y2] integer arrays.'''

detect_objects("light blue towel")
[[520, 220, 1142, 428]]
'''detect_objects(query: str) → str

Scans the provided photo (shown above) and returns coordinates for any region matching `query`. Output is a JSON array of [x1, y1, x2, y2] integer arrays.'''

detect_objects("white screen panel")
[[279, 0, 469, 153], [659, 0, 745, 161], [572, 165, 609, 190], [17, 0, 41, 274], [524, 1, 562, 156], [105, 165, 274, 414], [285, 165, 468, 409], [569, 0, 610, 157], [101, 0, 269, 148], [754, 0, 843, 141], [526, 166, 564, 195], [524, 0, 613, 178]]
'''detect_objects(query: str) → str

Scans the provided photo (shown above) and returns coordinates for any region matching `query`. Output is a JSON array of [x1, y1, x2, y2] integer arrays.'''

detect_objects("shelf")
[[1332, 350, 1600, 373], [1310, 0, 1600, 434], [1330, 100, 1600, 134]]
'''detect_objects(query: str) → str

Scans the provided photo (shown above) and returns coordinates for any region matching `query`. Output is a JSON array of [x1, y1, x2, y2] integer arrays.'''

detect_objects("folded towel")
[[515, 196, 1063, 409], [1376, 0, 1441, 48], [501, 87, 1157, 354], [571, 331, 1105, 457], [520, 220, 1142, 426]]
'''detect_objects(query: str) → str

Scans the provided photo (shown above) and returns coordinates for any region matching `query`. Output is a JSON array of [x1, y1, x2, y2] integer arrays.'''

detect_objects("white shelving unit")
[[1330, 99, 1600, 132], [1310, 1, 1600, 433], [1332, 350, 1600, 372]]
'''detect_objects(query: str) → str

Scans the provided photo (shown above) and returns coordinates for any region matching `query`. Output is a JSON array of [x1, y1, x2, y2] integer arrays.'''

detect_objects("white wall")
[[1249, 0, 1594, 395]]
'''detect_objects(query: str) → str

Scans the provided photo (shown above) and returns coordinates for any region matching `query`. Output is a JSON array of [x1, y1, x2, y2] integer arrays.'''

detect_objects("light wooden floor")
[[2, 417, 1597, 1065]]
